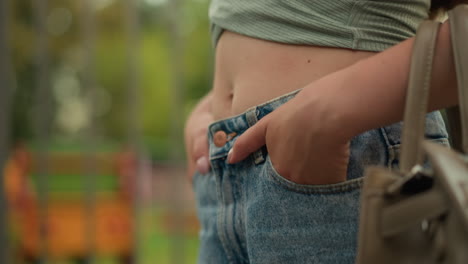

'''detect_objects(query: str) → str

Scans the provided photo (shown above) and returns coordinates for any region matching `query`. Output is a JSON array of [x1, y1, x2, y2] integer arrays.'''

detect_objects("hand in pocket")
[[228, 90, 350, 185]]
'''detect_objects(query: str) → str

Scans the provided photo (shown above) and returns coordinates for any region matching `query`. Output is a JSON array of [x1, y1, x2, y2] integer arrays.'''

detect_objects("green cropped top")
[[210, 0, 431, 52]]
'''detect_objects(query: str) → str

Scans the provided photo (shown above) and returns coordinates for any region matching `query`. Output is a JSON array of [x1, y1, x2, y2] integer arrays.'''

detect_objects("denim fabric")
[[193, 90, 449, 264]]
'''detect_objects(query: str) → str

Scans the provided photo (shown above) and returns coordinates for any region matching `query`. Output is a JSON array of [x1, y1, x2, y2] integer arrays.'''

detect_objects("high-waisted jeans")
[[193, 90, 449, 264]]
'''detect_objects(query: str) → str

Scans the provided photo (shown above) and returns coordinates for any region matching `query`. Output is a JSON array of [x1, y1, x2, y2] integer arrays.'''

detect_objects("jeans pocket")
[[247, 156, 363, 264], [388, 137, 450, 170], [382, 111, 450, 169], [264, 155, 364, 195]]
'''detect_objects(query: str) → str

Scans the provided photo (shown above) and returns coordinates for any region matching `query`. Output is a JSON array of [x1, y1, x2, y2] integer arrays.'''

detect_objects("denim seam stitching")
[[213, 163, 236, 264], [379, 127, 450, 169], [265, 157, 364, 195], [269, 173, 364, 195], [234, 167, 248, 262], [378, 127, 394, 168], [224, 175, 245, 263]]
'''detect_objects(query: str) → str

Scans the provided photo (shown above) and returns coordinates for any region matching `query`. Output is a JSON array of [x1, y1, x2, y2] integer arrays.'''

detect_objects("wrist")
[[300, 45, 411, 141], [299, 68, 361, 142]]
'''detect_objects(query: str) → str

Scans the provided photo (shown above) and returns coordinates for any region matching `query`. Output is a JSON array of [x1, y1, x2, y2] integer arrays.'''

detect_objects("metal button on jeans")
[[214, 131, 227, 147]]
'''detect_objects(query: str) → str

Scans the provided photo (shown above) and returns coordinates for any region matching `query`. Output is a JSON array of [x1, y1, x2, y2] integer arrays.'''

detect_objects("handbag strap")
[[448, 5, 468, 154], [400, 4, 468, 173], [399, 20, 440, 173]]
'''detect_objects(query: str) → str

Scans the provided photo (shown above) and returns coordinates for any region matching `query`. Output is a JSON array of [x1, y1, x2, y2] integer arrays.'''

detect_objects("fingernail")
[[196, 157, 210, 174], [227, 148, 234, 164]]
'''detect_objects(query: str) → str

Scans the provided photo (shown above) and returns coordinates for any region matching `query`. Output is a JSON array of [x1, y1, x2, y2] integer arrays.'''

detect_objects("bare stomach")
[[211, 31, 377, 120]]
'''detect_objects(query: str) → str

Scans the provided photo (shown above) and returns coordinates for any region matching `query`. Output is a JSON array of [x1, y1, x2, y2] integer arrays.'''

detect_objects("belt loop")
[[245, 107, 265, 165], [245, 106, 258, 127]]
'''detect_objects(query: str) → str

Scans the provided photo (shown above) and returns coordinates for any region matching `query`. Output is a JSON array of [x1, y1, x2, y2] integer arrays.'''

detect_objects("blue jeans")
[[193, 90, 449, 264]]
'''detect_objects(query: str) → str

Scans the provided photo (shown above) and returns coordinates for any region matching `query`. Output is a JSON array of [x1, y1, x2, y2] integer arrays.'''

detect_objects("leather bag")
[[355, 5, 468, 264]]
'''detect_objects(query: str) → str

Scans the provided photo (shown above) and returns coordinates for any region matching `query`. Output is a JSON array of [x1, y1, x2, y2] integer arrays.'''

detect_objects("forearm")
[[302, 21, 457, 139]]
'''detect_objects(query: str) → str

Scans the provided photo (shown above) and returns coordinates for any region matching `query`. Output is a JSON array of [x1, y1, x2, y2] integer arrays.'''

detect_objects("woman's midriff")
[[211, 31, 377, 120]]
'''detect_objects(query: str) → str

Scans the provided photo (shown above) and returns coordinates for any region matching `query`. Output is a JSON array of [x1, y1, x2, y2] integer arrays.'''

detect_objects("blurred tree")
[[9, 0, 212, 161]]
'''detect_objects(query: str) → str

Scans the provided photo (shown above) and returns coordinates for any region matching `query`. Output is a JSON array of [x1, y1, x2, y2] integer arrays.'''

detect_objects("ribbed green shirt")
[[210, 0, 430, 52]]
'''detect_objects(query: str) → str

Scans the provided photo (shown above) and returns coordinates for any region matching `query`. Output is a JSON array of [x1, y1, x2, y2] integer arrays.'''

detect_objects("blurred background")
[[0, 0, 212, 263]]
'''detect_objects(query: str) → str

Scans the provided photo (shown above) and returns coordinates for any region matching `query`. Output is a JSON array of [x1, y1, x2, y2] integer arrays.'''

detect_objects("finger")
[[193, 135, 210, 161], [228, 117, 269, 164], [192, 133, 211, 174], [196, 156, 210, 174], [187, 161, 196, 179]]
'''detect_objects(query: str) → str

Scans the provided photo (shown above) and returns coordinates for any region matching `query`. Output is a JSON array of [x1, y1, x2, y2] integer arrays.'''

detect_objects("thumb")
[[228, 116, 269, 164]]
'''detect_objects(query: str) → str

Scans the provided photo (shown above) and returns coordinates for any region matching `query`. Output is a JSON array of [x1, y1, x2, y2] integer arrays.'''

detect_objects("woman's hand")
[[224, 21, 461, 185], [228, 85, 352, 185], [184, 93, 214, 180], [185, 112, 213, 178]]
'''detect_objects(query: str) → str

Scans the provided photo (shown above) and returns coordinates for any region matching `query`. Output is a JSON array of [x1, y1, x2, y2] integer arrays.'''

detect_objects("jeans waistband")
[[208, 89, 301, 162]]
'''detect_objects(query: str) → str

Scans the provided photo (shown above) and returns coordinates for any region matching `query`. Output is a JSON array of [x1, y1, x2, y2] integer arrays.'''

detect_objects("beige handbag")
[[356, 5, 468, 264]]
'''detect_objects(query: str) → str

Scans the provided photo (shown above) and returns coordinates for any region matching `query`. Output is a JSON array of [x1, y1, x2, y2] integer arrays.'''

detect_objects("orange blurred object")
[[3, 145, 135, 262], [18, 198, 132, 258]]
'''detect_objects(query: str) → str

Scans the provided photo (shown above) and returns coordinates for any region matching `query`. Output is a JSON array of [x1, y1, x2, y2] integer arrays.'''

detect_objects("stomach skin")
[[211, 31, 377, 120]]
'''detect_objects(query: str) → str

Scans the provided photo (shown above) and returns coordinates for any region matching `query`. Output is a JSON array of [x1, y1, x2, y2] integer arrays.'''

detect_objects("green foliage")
[[9, 0, 213, 161]]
